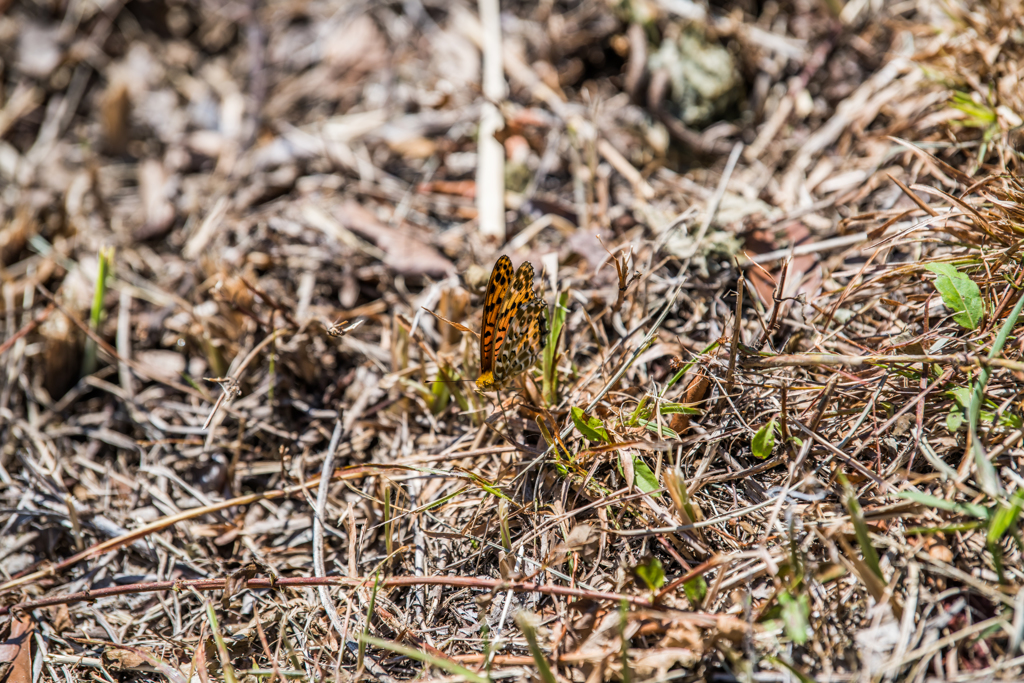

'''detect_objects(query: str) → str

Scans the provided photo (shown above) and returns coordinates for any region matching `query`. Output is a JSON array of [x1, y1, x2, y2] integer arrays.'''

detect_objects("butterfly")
[[476, 255, 548, 391]]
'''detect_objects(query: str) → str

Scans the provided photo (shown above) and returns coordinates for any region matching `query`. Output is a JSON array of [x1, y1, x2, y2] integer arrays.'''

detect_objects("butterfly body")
[[476, 256, 547, 391]]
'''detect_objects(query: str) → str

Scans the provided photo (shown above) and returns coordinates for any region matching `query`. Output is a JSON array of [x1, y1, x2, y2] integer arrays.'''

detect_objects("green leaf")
[[778, 590, 810, 645], [906, 522, 984, 535], [631, 455, 659, 494], [987, 492, 1023, 546], [899, 490, 990, 519], [950, 92, 997, 127], [948, 386, 1022, 429], [683, 575, 707, 607], [636, 419, 679, 440], [751, 419, 776, 459], [946, 409, 964, 433], [627, 395, 650, 426], [633, 556, 665, 593], [659, 403, 702, 415], [571, 406, 611, 442], [430, 369, 452, 415], [925, 263, 984, 330]]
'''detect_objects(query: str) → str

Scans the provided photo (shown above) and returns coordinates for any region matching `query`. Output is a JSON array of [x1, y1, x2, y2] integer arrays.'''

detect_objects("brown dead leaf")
[[658, 623, 703, 650], [47, 605, 73, 634], [100, 79, 131, 156], [0, 207, 33, 266], [102, 648, 148, 670], [714, 615, 751, 644], [631, 647, 700, 676], [669, 368, 710, 435], [0, 614, 34, 683], [335, 202, 454, 277]]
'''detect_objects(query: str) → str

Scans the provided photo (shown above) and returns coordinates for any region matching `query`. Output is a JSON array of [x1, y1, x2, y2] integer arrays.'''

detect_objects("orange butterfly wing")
[[491, 261, 536, 361], [479, 255, 513, 375], [492, 297, 547, 388]]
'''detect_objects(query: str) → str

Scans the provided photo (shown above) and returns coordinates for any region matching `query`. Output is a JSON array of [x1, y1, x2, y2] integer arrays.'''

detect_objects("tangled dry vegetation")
[[2, 0, 1024, 681]]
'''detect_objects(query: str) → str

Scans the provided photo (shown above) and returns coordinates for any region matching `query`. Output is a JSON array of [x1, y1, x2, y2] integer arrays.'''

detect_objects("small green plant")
[[632, 556, 665, 602], [498, 498, 511, 552], [383, 483, 394, 563], [570, 406, 610, 443], [949, 91, 1000, 167], [429, 367, 452, 415], [683, 574, 708, 608], [924, 263, 984, 330], [357, 575, 381, 673], [946, 386, 1022, 433], [776, 590, 811, 645], [542, 290, 569, 405], [751, 419, 777, 459], [188, 588, 237, 683], [901, 488, 1024, 584], [83, 246, 114, 377]]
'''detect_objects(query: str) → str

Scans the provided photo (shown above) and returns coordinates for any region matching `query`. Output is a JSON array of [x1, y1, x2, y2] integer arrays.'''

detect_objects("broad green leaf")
[[925, 263, 984, 330], [632, 455, 660, 494], [778, 590, 810, 645], [751, 419, 776, 459], [430, 371, 451, 415], [683, 575, 707, 607], [946, 409, 964, 433], [987, 492, 1024, 545], [633, 556, 665, 593], [948, 386, 1021, 429], [571, 406, 610, 443]]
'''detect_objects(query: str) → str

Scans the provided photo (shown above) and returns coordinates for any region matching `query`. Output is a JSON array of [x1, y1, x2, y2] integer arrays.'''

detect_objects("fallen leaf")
[[715, 615, 752, 644], [632, 647, 700, 676], [0, 614, 34, 683], [334, 202, 454, 277]]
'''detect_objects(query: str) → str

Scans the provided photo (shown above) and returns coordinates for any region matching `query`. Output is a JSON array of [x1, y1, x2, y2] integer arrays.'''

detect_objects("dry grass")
[[1, 0, 1024, 681]]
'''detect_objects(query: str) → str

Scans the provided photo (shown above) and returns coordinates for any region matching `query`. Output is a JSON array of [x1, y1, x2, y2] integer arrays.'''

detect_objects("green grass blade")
[[83, 246, 113, 377], [968, 273, 1024, 497], [359, 635, 489, 683], [543, 290, 569, 405], [515, 612, 557, 683], [841, 475, 883, 580]]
